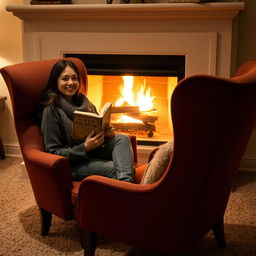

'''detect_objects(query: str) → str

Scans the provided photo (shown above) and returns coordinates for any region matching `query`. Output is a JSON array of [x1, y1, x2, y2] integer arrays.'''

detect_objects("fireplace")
[[6, 2, 244, 162], [65, 53, 185, 145]]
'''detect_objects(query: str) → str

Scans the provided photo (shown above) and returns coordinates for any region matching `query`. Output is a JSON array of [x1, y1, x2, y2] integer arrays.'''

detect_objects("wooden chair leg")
[[0, 137, 6, 159], [79, 227, 97, 256], [212, 216, 226, 248], [39, 207, 52, 236]]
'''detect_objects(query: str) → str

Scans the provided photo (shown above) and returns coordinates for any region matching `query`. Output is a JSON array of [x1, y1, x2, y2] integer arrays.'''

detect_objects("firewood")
[[111, 106, 140, 114], [111, 122, 155, 131], [126, 113, 158, 122]]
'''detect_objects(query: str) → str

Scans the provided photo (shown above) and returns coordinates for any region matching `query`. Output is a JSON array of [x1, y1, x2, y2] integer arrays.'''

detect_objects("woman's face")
[[57, 65, 79, 102]]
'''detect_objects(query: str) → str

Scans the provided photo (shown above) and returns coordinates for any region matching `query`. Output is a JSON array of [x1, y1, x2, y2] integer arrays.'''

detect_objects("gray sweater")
[[41, 106, 87, 163]]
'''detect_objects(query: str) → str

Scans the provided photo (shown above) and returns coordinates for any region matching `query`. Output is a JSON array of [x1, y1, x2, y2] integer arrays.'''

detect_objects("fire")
[[137, 85, 154, 111], [117, 114, 142, 123], [115, 76, 135, 107], [115, 76, 155, 112]]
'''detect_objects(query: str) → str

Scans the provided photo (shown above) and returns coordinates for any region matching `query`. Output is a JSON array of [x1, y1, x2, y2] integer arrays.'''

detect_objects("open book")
[[73, 102, 112, 140]]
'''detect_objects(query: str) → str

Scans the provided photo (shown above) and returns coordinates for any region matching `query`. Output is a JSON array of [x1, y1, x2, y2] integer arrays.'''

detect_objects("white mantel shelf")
[[6, 3, 244, 21]]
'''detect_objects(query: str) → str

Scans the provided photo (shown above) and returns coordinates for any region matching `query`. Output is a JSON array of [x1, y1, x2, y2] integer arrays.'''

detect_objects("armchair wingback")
[[0, 58, 139, 236], [1, 58, 87, 221], [77, 61, 256, 255]]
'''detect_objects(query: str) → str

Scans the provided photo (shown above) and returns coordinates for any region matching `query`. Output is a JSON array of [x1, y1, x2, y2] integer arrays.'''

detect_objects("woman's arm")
[[41, 106, 86, 162]]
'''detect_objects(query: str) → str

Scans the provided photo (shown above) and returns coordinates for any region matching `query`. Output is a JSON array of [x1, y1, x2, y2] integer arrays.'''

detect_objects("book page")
[[101, 102, 112, 131], [74, 110, 99, 118], [99, 102, 112, 117]]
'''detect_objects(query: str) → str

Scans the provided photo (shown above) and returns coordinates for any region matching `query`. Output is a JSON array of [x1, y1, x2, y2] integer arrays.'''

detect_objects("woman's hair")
[[42, 59, 81, 106]]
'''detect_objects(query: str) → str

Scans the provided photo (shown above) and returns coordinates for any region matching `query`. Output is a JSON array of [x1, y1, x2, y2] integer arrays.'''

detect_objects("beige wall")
[[237, 0, 256, 66], [0, 0, 23, 156], [236, 0, 256, 168], [0, 0, 256, 169]]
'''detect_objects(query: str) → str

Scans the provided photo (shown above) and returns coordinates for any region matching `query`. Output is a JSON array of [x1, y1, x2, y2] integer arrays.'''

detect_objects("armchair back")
[[77, 61, 256, 254], [1, 58, 87, 220], [168, 69, 256, 248]]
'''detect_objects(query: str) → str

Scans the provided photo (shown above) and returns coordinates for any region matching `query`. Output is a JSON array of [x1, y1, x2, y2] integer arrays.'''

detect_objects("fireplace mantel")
[[6, 3, 244, 21]]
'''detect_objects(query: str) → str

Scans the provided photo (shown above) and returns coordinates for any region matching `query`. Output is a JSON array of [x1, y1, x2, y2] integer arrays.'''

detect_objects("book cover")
[[73, 102, 112, 140]]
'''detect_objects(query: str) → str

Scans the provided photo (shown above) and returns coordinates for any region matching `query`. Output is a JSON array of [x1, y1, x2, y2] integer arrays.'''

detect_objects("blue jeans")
[[72, 134, 134, 182]]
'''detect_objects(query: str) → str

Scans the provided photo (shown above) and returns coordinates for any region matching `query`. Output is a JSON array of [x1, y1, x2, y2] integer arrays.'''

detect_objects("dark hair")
[[42, 59, 81, 106]]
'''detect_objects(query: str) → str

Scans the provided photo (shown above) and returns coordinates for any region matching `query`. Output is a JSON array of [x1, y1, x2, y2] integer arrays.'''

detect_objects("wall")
[[0, 0, 23, 156], [237, 0, 256, 66], [236, 0, 256, 170], [1, 0, 256, 170]]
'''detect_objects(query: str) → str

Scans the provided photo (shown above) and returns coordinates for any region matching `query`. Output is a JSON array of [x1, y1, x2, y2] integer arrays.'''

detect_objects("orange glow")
[[115, 76, 155, 112], [116, 114, 142, 123]]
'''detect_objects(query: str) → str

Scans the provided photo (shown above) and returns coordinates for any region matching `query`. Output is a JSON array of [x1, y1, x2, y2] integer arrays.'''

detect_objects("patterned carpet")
[[0, 157, 255, 256]]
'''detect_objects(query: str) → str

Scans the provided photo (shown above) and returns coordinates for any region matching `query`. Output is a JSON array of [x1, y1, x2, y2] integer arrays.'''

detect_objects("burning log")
[[111, 106, 140, 114], [111, 105, 157, 137], [112, 123, 155, 131], [126, 113, 157, 122], [112, 122, 155, 137]]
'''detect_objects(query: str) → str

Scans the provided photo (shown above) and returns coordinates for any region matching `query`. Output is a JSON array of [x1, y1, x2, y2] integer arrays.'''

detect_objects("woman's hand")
[[84, 131, 105, 152], [104, 125, 116, 138]]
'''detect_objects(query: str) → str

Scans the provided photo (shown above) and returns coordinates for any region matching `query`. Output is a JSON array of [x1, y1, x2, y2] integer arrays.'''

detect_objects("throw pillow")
[[140, 140, 174, 184]]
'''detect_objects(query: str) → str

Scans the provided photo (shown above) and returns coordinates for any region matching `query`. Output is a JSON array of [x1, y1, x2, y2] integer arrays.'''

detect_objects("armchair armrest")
[[25, 148, 70, 169], [23, 148, 74, 220], [76, 174, 192, 251], [128, 135, 138, 163], [77, 175, 158, 229]]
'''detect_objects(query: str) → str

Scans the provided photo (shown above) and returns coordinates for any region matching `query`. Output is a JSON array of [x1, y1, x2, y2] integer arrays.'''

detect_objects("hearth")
[[65, 53, 185, 145]]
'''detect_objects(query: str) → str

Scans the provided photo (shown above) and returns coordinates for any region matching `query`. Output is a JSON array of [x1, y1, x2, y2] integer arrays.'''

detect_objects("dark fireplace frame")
[[64, 53, 185, 146], [64, 53, 185, 81]]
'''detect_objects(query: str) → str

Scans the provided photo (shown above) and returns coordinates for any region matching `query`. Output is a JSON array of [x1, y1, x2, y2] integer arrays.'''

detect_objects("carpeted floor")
[[0, 157, 255, 256]]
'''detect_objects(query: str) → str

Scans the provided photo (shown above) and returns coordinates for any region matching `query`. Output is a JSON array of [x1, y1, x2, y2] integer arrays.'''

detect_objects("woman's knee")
[[102, 162, 117, 179], [115, 133, 130, 144]]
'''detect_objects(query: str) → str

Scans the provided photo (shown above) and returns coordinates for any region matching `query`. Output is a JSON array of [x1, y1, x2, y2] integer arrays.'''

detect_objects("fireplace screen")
[[65, 54, 185, 145]]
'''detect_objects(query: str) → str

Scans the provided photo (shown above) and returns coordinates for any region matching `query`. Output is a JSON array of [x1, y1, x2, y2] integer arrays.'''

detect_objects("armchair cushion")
[[140, 140, 173, 184]]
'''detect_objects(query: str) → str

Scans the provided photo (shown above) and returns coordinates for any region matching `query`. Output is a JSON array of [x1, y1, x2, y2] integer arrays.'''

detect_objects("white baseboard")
[[239, 155, 256, 172], [4, 143, 22, 157]]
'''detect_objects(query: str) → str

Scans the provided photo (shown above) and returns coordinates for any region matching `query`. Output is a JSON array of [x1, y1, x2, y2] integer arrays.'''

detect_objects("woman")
[[40, 59, 134, 182]]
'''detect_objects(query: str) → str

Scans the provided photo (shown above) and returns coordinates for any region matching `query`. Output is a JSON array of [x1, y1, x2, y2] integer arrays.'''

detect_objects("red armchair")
[[77, 61, 256, 255], [0, 58, 139, 236]]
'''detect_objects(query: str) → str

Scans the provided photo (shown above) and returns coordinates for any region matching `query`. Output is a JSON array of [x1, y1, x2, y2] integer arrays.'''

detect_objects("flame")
[[117, 115, 142, 123], [115, 76, 155, 112], [137, 85, 154, 111], [115, 76, 135, 107]]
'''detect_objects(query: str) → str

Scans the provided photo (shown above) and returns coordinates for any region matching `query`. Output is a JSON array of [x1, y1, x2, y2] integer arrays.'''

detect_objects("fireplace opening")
[[64, 54, 185, 145]]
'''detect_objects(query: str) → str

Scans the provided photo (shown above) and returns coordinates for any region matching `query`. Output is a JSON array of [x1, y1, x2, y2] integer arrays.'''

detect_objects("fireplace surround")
[[6, 2, 244, 162], [64, 53, 185, 145], [64, 53, 185, 79]]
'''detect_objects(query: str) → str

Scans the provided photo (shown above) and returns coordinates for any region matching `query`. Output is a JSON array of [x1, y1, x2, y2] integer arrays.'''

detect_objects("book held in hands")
[[73, 102, 112, 140]]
